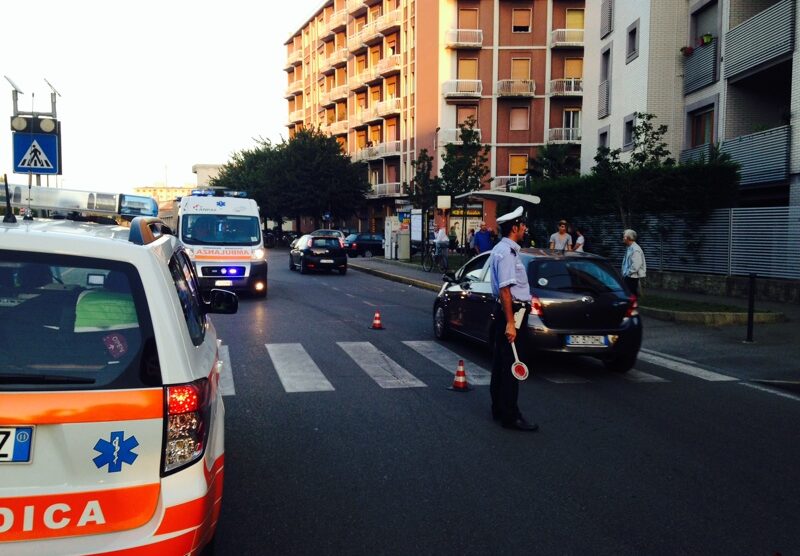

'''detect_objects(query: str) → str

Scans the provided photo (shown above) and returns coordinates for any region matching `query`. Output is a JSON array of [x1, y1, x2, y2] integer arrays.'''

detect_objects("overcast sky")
[[1, 0, 322, 193]]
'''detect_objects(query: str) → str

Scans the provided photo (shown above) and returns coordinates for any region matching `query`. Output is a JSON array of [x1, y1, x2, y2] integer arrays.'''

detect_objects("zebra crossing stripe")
[[623, 369, 668, 383], [537, 372, 590, 384], [402, 341, 492, 385], [637, 350, 738, 381], [218, 344, 236, 396], [265, 343, 335, 393], [337, 342, 427, 389]]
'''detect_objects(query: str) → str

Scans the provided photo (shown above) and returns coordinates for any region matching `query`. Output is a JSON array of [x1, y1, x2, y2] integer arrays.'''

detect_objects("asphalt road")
[[210, 255, 800, 555]]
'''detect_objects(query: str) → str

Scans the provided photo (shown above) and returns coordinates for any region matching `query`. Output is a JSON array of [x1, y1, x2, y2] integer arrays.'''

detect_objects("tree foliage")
[[439, 116, 490, 196], [211, 128, 370, 227], [404, 148, 441, 212], [527, 143, 580, 181]]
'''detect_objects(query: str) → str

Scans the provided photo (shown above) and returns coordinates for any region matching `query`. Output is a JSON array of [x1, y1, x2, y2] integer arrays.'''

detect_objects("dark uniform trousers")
[[490, 301, 530, 423]]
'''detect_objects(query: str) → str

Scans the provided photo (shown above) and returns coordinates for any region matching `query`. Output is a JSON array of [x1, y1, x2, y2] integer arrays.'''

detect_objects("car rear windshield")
[[311, 238, 341, 248], [528, 259, 624, 294], [0, 251, 160, 391]]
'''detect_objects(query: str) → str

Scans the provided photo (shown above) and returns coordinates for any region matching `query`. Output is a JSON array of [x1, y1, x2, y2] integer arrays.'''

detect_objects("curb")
[[349, 263, 441, 292], [639, 306, 785, 325]]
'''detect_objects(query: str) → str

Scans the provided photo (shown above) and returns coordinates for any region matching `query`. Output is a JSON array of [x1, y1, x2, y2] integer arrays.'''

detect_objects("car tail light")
[[162, 378, 212, 475], [531, 295, 543, 317], [625, 295, 639, 317], [351, 242, 357, 249], [339, 238, 344, 248]]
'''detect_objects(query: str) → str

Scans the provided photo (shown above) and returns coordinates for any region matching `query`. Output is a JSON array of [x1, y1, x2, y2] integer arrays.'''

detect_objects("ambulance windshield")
[[181, 215, 261, 246]]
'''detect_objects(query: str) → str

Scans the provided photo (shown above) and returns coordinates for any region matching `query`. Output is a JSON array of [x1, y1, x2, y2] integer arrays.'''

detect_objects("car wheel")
[[433, 303, 450, 340], [603, 351, 638, 373], [363, 249, 373, 258], [300, 261, 308, 274], [339, 267, 347, 275]]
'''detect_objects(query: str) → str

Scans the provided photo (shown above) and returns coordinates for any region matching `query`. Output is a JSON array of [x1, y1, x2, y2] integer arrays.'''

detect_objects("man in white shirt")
[[434, 224, 450, 270], [622, 229, 646, 295]]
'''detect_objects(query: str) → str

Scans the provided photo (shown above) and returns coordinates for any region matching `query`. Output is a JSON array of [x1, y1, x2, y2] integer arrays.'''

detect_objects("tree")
[[527, 143, 580, 181], [404, 148, 441, 213], [439, 116, 490, 197]]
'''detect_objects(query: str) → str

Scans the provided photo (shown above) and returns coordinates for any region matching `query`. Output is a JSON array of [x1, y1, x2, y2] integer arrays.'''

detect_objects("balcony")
[[375, 97, 402, 117], [362, 19, 383, 44], [684, 39, 718, 94], [319, 90, 332, 106], [330, 84, 349, 101], [679, 143, 713, 164], [380, 140, 402, 157], [598, 80, 610, 118], [549, 78, 583, 96], [329, 47, 349, 67], [328, 9, 348, 32], [377, 9, 401, 33], [289, 109, 304, 124], [350, 71, 369, 90], [438, 128, 482, 145], [496, 79, 536, 97], [363, 66, 382, 85], [443, 80, 482, 98], [286, 49, 302, 67], [329, 120, 348, 135], [377, 54, 402, 75], [352, 145, 381, 162], [368, 182, 403, 198], [551, 29, 585, 48], [347, 29, 366, 52], [347, 0, 366, 15], [719, 125, 791, 186], [284, 80, 303, 99], [361, 105, 381, 123], [491, 176, 529, 191], [725, 0, 795, 80], [548, 128, 582, 144], [445, 29, 483, 48]]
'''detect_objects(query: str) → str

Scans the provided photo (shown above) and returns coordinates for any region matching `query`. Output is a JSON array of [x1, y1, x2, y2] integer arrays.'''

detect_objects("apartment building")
[[285, 0, 585, 231], [582, 0, 800, 206]]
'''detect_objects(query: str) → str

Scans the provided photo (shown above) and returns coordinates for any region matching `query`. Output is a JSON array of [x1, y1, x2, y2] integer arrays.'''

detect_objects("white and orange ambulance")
[[159, 191, 268, 298], [0, 185, 235, 555]]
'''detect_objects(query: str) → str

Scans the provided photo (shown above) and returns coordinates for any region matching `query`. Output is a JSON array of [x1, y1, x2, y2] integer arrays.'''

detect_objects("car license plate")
[[566, 335, 608, 347], [320, 259, 334, 264], [215, 279, 233, 287], [0, 427, 34, 463]]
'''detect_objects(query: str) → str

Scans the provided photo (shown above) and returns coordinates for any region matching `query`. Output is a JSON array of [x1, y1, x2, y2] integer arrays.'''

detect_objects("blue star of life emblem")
[[216, 200, 226, 207], [93, 431, 139, 473]]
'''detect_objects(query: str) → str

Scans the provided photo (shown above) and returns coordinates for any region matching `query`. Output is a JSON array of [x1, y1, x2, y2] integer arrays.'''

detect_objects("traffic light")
[[9, 116, 60, 134]]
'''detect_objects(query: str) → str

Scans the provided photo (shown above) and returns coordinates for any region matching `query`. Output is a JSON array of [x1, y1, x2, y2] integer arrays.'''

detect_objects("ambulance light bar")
[[189, 189, 247, 198], [0, 185, 158, 218]]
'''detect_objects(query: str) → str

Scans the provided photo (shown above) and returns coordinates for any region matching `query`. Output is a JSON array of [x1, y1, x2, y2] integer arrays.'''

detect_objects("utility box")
[[396, 230, 411, 260], [384, 216, 400, 259]]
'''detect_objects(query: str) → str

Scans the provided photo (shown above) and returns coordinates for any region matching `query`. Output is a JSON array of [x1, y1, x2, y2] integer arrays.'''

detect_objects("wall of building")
[[791, 0, 800, 206]]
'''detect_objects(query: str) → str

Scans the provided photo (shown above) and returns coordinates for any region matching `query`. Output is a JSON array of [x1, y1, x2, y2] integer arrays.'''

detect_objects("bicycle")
[[421, 240, 448, 272]]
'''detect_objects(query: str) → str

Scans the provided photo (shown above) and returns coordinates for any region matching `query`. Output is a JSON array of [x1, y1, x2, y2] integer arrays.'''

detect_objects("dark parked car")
[[343, 233, 385, 257], [311, 229, 346, 239], [432, 249, 642, 372], [289, 235, 348, 274]]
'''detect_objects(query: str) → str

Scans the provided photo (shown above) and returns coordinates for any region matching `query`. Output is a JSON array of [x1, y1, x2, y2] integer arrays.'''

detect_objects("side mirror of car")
[[204, 289, 238, 314]]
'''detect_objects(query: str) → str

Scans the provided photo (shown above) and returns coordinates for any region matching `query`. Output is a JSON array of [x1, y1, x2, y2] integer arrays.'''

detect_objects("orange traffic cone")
[[370, 310, 385, 330], [448, 359, 472, 392]]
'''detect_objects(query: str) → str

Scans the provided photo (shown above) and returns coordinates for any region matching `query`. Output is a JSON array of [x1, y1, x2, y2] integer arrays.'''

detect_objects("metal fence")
[[530, 206, 800, 280]]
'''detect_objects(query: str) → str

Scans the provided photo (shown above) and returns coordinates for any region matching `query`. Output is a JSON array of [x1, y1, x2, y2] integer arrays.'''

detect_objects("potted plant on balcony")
[[701, 33, 713, 45], [680, 45, 694, 56]]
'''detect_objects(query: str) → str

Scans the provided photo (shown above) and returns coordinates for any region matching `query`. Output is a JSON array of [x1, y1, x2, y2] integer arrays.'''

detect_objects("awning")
[[453, 190, 541, 205]]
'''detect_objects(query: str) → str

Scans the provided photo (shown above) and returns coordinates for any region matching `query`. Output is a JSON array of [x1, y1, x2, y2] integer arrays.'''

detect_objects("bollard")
[[744, 273, 756, 343]]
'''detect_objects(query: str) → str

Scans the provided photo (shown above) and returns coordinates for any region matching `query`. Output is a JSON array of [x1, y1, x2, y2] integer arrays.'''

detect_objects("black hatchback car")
[[432, 249, 642, 372], [343, 233, 385, 257], [289, 235, 348, 274]]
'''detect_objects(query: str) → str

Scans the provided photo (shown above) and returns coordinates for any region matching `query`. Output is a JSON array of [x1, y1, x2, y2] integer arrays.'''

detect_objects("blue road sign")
[[13, 132, 59, 175]]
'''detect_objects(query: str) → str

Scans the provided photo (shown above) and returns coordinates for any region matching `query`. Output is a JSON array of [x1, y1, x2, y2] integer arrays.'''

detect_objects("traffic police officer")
[[489, 206, 538, 431]]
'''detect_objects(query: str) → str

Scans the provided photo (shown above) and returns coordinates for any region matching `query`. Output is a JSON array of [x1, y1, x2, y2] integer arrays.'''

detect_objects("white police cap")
[[496, 206, 524, 225]]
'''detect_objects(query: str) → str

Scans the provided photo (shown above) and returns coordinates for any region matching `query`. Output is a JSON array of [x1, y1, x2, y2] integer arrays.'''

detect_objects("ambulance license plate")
[[566, 335, 608, 347], [320, 259, 334, 264], [215, 280, 233, 287], [0, 427, 34, 463]]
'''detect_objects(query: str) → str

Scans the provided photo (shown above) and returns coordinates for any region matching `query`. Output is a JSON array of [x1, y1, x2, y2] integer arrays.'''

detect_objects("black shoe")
[[501, 417, 539, 431]]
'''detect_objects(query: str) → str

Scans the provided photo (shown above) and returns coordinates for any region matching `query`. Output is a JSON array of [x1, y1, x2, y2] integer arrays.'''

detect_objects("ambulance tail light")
[[162, 378, 212, 476]]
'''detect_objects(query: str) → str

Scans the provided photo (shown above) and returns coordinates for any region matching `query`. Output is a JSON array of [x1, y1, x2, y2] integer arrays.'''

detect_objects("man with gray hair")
[[622, 229, 646, 295]]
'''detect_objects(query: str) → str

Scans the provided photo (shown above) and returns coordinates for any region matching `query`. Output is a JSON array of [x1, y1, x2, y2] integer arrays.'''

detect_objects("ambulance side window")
[[169, 251, 206, 346]]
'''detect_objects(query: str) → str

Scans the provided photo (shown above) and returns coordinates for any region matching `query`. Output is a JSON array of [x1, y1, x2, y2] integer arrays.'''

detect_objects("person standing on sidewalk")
[[489, 206, 538, 432], [474, 221, 493, 253], [549, 220, 572, 252], [573, 226, 586, 252], [434, 224, 450, 270], [622, 229, 646, 295]]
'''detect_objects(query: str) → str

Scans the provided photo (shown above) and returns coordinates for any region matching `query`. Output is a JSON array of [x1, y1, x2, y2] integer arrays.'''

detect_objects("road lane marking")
[[623, 369, 668, 383], [265, 343, 335, 393], [218, 344, 236, 396], [363, 300, 377, 306], [537, 372, 590, 384], [402, 341, 491, 385], [338, 342, 427, 389], [638, 349, 738, 381], [741, 382, 800, 402]]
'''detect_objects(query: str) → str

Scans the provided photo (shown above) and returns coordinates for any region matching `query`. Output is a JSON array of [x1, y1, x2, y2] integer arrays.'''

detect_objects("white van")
[[160, 191, 268, 298]]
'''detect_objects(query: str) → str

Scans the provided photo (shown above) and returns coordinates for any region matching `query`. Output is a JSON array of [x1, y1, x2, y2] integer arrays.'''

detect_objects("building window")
[[510, 107, 529, 131], [509, 154, 528, 175], [564, 109, 581, 130], [566, 9, 584, 30], [598, 131, 609, 149], [512, 9, 531, 33], [601, 0, 614, 38], [690, 108, 714, 147], [510, 58, 531, 80], [623, 113, 636, 150], [626, 19, 640, 63], [459, 8, 478, 28], [457, 58, 478, 80]]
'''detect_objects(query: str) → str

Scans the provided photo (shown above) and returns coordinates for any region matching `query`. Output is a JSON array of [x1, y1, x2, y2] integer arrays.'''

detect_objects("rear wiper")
[[0, 374, 96, 385]]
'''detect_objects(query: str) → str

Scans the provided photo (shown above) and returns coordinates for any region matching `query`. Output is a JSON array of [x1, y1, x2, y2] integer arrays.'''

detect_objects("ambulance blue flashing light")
[[0, 185, 158, 219], [189, 189, 247, 198]]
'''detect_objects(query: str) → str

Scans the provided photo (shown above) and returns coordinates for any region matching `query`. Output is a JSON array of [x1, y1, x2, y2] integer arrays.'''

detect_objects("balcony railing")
[[380, 140, 402, 157], [679, 143, 713, 164], [491, 176, 529, 191], [445, 29, 483, 48], [443, 80, 482, 98], [375, 97, 402, 116], [285, 81, 303, 98], [352, 145, 381, 162], [377, 9, 401, 32], [684, 39, 718, 94], [289, 109, 304, 123], [327, 9, 348, 31], [286, 49, 302, 66], [329, 120, 348, 135], [551, 29, 584, 47], [549, 78, 583, 96], [368, 182, 403, 197], [330, 84, 349, 101], [347, 29, 366, 51], [598, 80, 610, 118], [548, 128, 582, 143], [719, 125, 791, 186], [377, 54, 401, 75], [329, 47, 349, 66], [438, 128, 482, 145], [319, 90, 332, 106], [496, 79, 536, 97], [725, 0, 795, 79], [362, 19, 382, 44], [347, 0, 366, 14]]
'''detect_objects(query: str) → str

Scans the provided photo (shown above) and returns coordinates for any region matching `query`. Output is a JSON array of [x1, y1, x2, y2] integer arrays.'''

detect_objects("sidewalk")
[[348, 255, 800, 385]]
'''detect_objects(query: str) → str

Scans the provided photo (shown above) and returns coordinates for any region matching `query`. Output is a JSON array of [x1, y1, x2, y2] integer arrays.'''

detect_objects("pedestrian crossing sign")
[[13, 132, 60, 175]]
